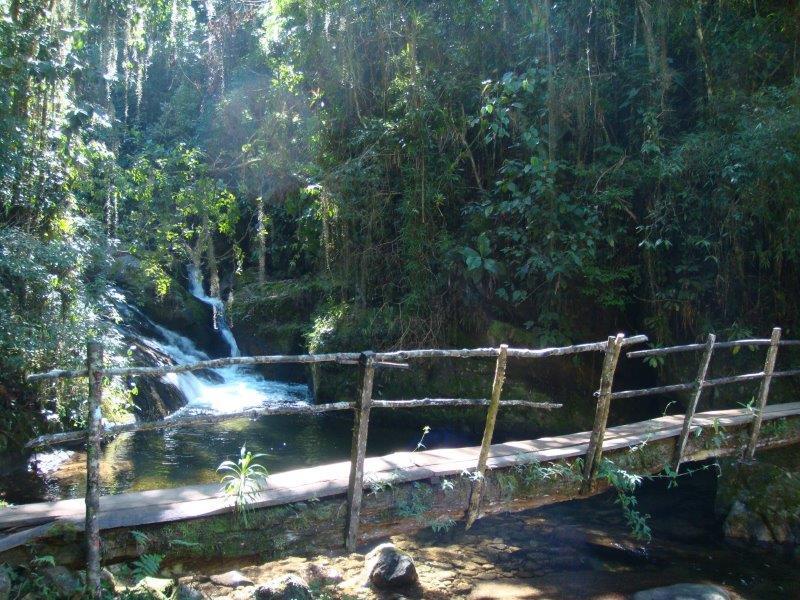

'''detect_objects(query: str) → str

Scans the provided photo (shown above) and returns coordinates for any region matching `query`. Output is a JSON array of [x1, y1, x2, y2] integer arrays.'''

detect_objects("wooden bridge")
[[3, 329, 800, 597]]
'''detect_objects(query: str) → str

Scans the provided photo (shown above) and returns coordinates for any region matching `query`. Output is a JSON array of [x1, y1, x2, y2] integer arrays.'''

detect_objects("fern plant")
[[131, 553, 163, 580], [217, 444, 269, 526]]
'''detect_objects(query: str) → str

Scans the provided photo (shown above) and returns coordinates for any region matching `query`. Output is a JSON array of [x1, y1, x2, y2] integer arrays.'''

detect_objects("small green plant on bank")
[[707, 418, 727, 449], [598, 459, 652, 542], [6, 555, 60, 600], [428, 515, 456, 534], [413, 425, 431, 452], [366, 469, 401, 496], [131, 553, 164, 580], [130, 529, 150, 551], [217, 444, 269, 526], [514, 457, 583, 488], [396, 481, 434, 521]]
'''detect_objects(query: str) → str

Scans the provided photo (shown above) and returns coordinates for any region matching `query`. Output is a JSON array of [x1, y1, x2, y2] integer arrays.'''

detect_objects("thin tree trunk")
[[256, 195, 267, 285]]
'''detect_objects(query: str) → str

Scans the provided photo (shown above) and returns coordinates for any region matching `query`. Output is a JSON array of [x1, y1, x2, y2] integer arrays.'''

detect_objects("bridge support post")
[[85, 340, 104, 599], [745, 327, 781, 459], [345, 351, 375, 552], [672, 333, 716, 472], [466, 344, 508, 529], [581, 333, 625, 495]]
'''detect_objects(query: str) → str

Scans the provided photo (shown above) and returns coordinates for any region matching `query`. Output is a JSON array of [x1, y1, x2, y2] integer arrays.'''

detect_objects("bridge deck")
[[2, 401, 799, 552]]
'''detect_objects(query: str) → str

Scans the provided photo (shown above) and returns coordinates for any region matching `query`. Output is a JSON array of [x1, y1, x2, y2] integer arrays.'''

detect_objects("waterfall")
[[187, 264, 240, 357], [116, 298, 309, 415]]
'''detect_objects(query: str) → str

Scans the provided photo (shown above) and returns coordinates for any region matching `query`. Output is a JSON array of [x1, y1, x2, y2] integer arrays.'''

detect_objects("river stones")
[[632, 583, 730, 600], [210, 570, 253, 588], [303, 562, 343, 585], [131, 576, 176, 599], [254, 574, 311, 600], [364, 542, 419, 589]]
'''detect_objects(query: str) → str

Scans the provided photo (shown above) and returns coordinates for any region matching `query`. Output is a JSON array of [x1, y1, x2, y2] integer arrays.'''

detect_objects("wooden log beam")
[[25, 335, 648, 381], [627, 338, 800, 359], [581, 333, 625, 494], [745, 327, 782, 459], [26, 352, 365, 381], [466, 344, 508, 529], [345, 352, 376, 552], [371, 399, 562, 410], [672, 333, 715, 471], [85, 341, 103, 599], [610, 370, 775, 401]]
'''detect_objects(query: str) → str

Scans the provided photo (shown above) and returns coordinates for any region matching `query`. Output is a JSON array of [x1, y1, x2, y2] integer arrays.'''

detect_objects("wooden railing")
[[23, 329, 800, 597]]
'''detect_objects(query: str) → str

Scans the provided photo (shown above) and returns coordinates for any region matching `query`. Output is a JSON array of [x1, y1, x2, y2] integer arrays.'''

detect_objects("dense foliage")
[[1, 0, 799, 448]]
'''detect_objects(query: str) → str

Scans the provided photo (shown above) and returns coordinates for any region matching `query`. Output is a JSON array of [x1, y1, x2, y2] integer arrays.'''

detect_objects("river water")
[[2, 277, 798, 596], [5, 273, 466, 502]]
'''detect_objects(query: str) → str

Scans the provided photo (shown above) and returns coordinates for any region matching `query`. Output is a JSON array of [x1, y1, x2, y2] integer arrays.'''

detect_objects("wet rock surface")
[[254, 573, 312, 600], [364, 543, 418, 589], [210, 570, 254, 588], [716, 453, 800, 549], [632, 583, 730, 600]]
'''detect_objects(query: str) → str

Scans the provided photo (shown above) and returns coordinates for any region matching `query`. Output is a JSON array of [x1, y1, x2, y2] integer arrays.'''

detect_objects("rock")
[[210, 570, 253, 588], [42, 566, 81, 597], [632, 583, 730, 600], [254, 574, 312, 600], [131, 576, 176, 600], [178, 584, 210, 599], [723, 500, 774, 543], [101, 567, 123, 594], [303, 563, 343, 585], [364, 543, 419, 589], [0, 568, 10, 600]]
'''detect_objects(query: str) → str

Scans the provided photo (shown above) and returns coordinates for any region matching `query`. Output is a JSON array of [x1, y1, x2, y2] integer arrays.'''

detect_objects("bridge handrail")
[[21, 327, 800, 584], [25, 335, 649, 382], [627, 338, 800, 359]]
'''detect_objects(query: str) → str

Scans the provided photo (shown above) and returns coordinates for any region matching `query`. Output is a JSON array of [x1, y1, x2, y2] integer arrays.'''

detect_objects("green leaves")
[[217, 444, 270, 527], [131, 554, 164, 581]]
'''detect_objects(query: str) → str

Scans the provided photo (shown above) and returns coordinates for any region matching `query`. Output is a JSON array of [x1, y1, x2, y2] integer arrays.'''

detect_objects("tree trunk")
[[256, 195, 267, 285]]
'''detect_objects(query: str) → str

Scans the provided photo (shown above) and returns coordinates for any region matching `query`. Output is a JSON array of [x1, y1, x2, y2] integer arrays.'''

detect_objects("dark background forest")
[[2, 0, 800, 450]]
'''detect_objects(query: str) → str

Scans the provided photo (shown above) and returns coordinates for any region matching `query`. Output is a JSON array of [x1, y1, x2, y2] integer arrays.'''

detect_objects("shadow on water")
[[407, 463, 798, 599]]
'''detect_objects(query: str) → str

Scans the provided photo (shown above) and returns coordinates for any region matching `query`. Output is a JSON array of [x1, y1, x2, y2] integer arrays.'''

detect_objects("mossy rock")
[[716, 447, 800, 548]]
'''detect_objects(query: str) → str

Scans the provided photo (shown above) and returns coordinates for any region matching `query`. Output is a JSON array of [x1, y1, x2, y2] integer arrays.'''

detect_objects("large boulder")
[[716, 455, 800, 549], [253, 574, 312, 600], [364, 543, 419, 589], [632, 583, 729, 600]]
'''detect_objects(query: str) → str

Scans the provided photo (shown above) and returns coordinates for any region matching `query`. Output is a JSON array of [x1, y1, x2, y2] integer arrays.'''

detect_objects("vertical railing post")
[[581, 333, 624, 495], [85, 340, 103, 598], [745, 327, 781, 459], [345, 351, 375, 552], [672, 333, 716, 472], [466, 344, 508, 529]]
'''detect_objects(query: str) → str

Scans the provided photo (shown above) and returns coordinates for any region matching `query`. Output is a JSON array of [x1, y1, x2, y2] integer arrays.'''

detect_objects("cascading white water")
[[187, 265, 240, 357], [119, 300, 308, 415]]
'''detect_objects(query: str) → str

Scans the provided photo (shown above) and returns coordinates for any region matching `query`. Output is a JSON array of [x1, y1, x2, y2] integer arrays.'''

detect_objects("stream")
[[1, 276, 798, 597], [4, 272, 471, 503]]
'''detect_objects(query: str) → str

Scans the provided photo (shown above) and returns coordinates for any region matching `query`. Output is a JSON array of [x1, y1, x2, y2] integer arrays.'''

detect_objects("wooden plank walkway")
[[2, 401, 799, 553]]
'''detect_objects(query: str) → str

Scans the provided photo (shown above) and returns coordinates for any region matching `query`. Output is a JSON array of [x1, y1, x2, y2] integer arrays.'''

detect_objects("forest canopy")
[[1, 0, 800, 449]]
